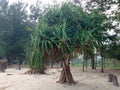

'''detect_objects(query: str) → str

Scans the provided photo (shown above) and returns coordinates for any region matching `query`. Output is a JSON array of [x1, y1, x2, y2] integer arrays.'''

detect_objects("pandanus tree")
[[26, 2, 108, 83]]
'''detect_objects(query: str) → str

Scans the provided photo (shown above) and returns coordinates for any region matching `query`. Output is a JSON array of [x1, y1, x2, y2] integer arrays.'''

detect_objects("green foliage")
[[106, 43, 120, 60], [27, 2, 108, 72], [26, 22, 47, 70], [0, 0, 30, 63]]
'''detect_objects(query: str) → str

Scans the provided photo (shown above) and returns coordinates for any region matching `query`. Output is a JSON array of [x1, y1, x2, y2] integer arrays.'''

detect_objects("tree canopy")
[[26, 2, 110, 73]]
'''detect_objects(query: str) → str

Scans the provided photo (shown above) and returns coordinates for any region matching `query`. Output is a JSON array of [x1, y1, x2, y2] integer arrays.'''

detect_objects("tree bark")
[[95, 55, 97, 69], [82, 53, 85, 72], [82, 60, 85, 72], [108, 74, 113, 82], [103, 57, 105, 68], [18, 58, 22, 70], [60, 61, 63, 67], [50, 60, 53, 68], [91, 54, 95, 69], [101, 55, 104, 73], [85, 59, 87, 69], [58, 56, 75, 84], [112, 75, 119, 86], [108, 74, 119, 86]]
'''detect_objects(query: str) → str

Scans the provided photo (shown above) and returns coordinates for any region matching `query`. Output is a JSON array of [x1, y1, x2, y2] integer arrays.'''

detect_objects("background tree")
[[29, 0, 43, 23], [0, 0, 30, 65], [85, 0, 119, 72], [7, 1, 30, 63]]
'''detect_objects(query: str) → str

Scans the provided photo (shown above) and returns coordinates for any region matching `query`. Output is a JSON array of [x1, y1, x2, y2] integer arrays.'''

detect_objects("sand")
[[0, 66, 119, 90]]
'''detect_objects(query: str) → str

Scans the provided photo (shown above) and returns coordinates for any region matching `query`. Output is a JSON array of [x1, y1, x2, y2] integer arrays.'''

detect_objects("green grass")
[[71, 63, 120, 69]]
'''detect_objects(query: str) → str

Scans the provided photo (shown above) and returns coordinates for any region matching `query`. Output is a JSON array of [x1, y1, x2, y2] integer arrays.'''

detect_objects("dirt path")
[[0, 67, 119, 90]]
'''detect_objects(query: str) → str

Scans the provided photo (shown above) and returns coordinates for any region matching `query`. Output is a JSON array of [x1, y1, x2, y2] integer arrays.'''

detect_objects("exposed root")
[[57, 60, 76, 84]]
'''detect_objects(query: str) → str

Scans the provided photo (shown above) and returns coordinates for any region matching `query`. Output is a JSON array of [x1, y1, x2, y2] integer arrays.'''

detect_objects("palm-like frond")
[[26, 2, 108, 72]]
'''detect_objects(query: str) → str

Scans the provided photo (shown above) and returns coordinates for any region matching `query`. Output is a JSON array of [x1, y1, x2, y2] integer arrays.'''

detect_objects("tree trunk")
[[103, 57, 105, 68], [18, 58, 22, 70], [101, 55, 104, 73], [58, 58, 75, 84], [50, 60, 53, 68], [91, 54, 95, 69], [82, 53, 85, 72], [112, 75, 119, 86], [18, 64, 21, 70], [82, 60, 85, 72], [108, 74, 113, 82], [85, 59, 87, 69], [60, 61, 63, 67], [95, 55, 97, 69]]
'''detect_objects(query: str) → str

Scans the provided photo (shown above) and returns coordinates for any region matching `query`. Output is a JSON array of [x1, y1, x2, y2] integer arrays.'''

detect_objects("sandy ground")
[[0, 66, 120, 90]]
